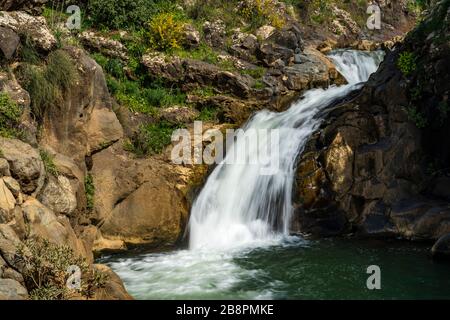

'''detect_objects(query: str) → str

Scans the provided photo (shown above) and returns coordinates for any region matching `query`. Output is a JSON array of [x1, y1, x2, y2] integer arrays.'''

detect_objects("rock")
[[160, 106, 199, 125], [78, 31, 129, 61], [0, 11, 56, 51], [21, 198, 89, 260], [40, 47, 123, 166], [0, 158, 10, 176], [38, 175, 77, 216], [0, 178, 15, 214], [0, 26, 19, 59], [183, 24, 200, 48], [0, 279, 28, 300], [92, 264, 133, 300], [141, 53, 184, 83], [0, 0, 49, 14], [431, 233, 450, 259], [203, 20, 226, 48], [0, 138, 45, 195], [2, 176, 20, 197], [0, 224, 21, 268], [91, 145, 189, 248], [256, 25, 275, 40]]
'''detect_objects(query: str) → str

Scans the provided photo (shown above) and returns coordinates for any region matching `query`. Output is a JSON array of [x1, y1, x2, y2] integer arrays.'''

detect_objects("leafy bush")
[[17, 238, 107, 300], [39, 150, 59, 176], [85, 174, 95, 211], [148, 12, 186, 51], [407, 106, 428, 128], [397, 51, 417, 76], [87, 0, 178, 30], [0, 93, 22, 138], [124, 121, 178, 156]]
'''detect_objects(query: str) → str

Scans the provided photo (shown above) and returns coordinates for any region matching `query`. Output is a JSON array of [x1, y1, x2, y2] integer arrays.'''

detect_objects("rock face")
[[0, 0, 48, 14], [90, 144, 189, 250], [41, 47, 123, 167], [293, 1, 450, 241]]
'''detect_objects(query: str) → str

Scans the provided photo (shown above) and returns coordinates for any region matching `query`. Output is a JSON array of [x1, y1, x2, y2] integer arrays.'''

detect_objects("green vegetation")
[[124, 121, 179, 156], [20, 49, 77, 121], [197, 106, 219, 122], [85, 174, 95, 211], [39, 150, 59, 176], [17, 238, 107, 300], [240, 0, 286, 30], [406, 106, 428, 128], [397, 51, 417, 76], [148, 12, 186, 51], [0, 93, 23, 139]]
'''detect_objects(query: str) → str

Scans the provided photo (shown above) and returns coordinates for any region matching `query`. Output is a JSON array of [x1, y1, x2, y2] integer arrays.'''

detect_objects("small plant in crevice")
[[16, 237, 107, 300], [0, 92, 23, 139], [39, 150, 59, 176], [397, 51, 417, 76], [85, 174, 95, 211]]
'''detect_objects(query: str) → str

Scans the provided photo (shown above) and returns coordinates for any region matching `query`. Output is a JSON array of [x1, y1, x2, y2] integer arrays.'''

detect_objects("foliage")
[[148, 12, 186, 51], [0, 93, 22, 138], [406, 106, 428, 128], [39, 150, 59, 176], [17, 238, 107, 300], [124, 121, 179, 156], [85, 174, 95, 211], [240, 0, 286, 30], [20, 50, 77, 121], [197, 106, 219, 122], [397, 51, 417, 76]]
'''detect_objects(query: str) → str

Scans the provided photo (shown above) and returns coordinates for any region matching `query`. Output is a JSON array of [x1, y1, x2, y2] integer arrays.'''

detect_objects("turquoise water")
[[101, 238, 450, 300]]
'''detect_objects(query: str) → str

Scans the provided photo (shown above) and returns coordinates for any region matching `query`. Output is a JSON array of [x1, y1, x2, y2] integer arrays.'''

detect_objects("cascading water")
[[103, 50, 387, 300], [189, 49, 385, 250]]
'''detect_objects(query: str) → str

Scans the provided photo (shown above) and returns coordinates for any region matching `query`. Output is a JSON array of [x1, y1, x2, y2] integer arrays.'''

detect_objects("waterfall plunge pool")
[[99, 237, 450, 300]]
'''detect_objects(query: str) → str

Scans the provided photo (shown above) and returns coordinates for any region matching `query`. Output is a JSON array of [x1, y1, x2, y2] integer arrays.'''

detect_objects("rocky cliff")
[[293, 0, 450, 252]]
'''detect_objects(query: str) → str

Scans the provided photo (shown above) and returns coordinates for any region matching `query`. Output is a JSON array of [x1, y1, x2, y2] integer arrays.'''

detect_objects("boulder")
[[0, 0, 49, 14], [38, 175, 77, 216], [0, 279, 28, 300], [0, 138, 45, 195], [78, 31, 129, 61], [90, 145, 189, 248], [0, 11, 56, 51], [183, 24, 200, 48], [256, 25, 275, 40], [203, 20, 226, 48], [92, 264, 133, 300], [21, 198, 89, 260], [159, 106, 199, 125]]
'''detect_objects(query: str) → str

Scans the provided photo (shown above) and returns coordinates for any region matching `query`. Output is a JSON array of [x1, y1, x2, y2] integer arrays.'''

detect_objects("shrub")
[[148, 12, 186, 51], [85, 174, 95, 211], [45, 50, 78, 91], [397, 51, 417, 76], [17, 238, 107, 300], [87, 0, 178, 30], [0, 93, 22, 138], [39, 150, 59, 176], [407, 106, 428, 128], [240, 0, 286, 30]]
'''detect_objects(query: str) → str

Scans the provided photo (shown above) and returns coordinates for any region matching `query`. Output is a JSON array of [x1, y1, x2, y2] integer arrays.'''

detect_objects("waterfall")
[[189, 50, 384, 250]]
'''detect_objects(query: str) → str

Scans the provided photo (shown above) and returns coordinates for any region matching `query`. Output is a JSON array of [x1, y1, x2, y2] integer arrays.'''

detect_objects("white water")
[[105, 50, 384, 299], [189, 50, 384, 250]]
